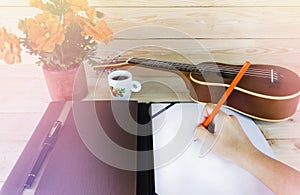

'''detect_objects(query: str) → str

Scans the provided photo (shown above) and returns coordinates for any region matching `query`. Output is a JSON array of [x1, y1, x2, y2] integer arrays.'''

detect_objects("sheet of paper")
[[152, 103, 274, 195]]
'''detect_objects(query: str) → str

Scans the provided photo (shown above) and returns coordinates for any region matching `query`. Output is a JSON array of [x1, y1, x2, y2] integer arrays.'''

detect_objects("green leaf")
[[18, 19, 27, 33]]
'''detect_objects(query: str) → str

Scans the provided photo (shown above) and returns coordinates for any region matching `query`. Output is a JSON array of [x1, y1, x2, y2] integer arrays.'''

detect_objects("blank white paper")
[[152, 103, 274, 195]]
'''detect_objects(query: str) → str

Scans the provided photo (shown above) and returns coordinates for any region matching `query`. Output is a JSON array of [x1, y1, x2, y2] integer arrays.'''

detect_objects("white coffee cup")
[[108, 70, 141, 100]]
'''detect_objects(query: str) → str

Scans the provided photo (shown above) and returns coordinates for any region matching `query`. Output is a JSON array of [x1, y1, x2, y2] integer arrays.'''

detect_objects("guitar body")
[[93, 58, 300, 121], [188, 62, 300, 121]]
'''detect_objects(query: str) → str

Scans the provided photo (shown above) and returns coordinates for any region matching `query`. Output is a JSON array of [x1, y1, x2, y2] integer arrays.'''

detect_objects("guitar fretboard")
[[127, 58, 279, 81], [128, 58, 204, 73]]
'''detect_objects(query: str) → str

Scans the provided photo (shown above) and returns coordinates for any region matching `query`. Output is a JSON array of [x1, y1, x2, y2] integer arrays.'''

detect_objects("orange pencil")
[[200, 61, 251, 129]]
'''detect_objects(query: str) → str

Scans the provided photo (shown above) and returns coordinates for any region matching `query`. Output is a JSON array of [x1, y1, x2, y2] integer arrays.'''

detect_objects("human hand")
[[194, 103, 256, 163], [195, 104, 300, 195]]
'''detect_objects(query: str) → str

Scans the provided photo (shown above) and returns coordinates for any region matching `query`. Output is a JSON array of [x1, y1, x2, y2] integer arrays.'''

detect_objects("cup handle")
[[131, 80, 141, 92]]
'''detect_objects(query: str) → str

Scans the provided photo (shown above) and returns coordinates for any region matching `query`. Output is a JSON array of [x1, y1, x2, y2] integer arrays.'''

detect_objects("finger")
[[194, 125, 210, 142], [203, 103, 215, 117], [196, 124, 218, 157], [206, 103, 228, 125], [198, 103, 215, 124]]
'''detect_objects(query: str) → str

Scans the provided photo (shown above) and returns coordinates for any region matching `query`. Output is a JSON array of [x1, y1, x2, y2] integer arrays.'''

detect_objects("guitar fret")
[[129, 58, 201, 73], [91, 57, 283, 82], [128, 58, 279, 80]]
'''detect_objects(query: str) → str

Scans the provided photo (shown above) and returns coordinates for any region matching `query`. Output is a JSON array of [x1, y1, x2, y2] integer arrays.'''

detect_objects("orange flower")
[[83, 5, 96, 20], [29, 0, 46, 10], [65, 0, 88, 12], [24, 12, 65, 52], [1, 0, 113, 67], [77, 16, 113, 43], [65, 0, 96, 21], [0, 27, 21, 64]]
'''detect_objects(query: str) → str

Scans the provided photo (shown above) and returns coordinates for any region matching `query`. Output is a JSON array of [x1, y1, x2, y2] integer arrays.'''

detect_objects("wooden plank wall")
[[0, 0, 300, 74]]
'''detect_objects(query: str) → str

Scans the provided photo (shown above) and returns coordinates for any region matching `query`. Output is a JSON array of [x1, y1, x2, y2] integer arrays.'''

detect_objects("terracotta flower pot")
[[42, 64, 88, 101]]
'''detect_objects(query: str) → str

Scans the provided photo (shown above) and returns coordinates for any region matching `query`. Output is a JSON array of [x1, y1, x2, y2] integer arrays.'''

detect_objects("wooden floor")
[[0, 62, 299, 190]]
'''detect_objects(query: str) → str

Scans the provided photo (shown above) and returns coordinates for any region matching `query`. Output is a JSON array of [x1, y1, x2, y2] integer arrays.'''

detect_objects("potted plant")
[[0, 0, 113, 101]]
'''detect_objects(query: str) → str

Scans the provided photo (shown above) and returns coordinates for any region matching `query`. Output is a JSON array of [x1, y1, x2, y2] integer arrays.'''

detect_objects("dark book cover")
[[1, 101, 141, 195]]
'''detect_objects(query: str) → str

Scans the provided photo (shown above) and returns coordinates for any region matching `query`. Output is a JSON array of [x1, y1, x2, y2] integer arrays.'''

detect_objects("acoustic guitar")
[[93, 57, 300, 122]]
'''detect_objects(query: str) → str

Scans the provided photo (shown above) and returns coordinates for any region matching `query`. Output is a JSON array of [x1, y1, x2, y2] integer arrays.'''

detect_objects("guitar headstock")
[[92, 56, 131, 72]]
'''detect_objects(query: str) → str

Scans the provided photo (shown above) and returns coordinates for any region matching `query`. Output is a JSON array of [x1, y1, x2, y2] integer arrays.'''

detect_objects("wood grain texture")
[[0, 113, 43, 182], [0, 0, 300, 190], [3, 0, 300, 7], [257, 111, 300, 139], [257, 111, 300, 170], [1, 7, 300, 39], [102, 7, 300, 39], [267, 139, 300, 170]]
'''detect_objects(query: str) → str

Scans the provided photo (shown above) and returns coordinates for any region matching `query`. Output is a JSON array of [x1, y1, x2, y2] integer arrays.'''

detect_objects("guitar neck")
[[93, 57, 275, 80], [128, 58, 202, 73]]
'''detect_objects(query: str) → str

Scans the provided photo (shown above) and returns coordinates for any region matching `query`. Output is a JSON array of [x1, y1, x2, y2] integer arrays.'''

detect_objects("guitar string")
[[93, 57, 279, 80], [136, 59, 274, 75], [131, 62, 277, 79], [130, 58, 278, 79], [92, 56, 275, 76], [189, 66, 278, 79], [129, 58, 266, 74]]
